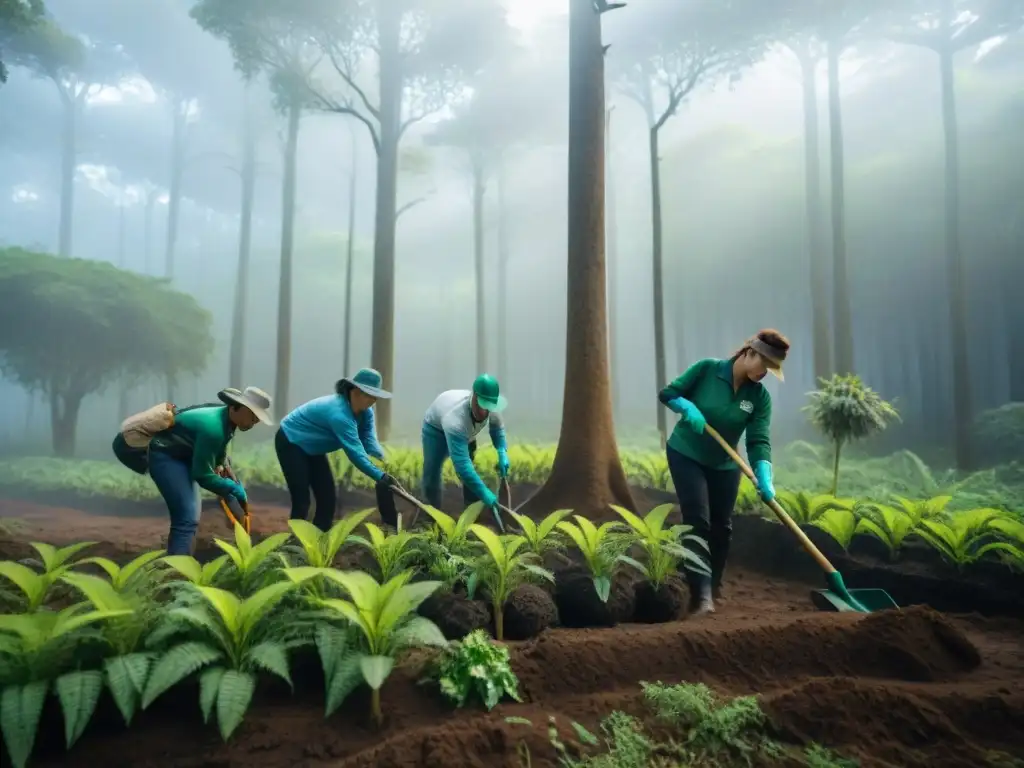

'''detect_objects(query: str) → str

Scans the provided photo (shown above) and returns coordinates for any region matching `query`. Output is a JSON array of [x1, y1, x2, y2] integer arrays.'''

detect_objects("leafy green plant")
[[556, 516, 630, 602], [0, 541, 95, 612], [285, 567, 446, 725], [350, 523, 420, 582], [431, 628, 521, 710], [214, 523, 290, 595], [161, 553, 230, 589], [853, 503, 916, 560], [775, 491, 854, 526], [141, 580, 301, 740], [810, 508, 858, 551], [419, 502, 484, 556], [915, 508, 1024, 571], [0, 604, 132, 768], [508, 509, 570, 556], [804, 374, 900, 495], [612, 504, 709, 588], [79, 550, 166, 594], [468, 525, 554, 640], [285, 511, 373, 568]]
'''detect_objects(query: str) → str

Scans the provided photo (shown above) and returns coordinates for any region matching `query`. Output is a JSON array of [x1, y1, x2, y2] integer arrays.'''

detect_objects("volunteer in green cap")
[[276, 367, 396, 531], [658, 329, 790, 617], [421, 374, 510, 515]]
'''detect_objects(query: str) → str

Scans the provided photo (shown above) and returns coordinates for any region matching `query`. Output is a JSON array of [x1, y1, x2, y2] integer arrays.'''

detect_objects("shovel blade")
[[810, 587, 899, 613]]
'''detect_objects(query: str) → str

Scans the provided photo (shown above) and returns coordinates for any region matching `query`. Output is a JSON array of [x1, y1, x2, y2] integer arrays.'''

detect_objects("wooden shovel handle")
[[703, 425, 836, 575]]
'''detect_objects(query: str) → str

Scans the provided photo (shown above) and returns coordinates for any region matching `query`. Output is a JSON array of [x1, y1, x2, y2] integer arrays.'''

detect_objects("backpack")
[[112, 402, 176, 475]]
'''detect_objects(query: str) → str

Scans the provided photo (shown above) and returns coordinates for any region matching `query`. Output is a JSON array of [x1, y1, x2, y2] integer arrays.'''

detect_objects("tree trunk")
[[647, 123, 668, 448], [165, 100, 187, 280], [938, 36, 972, 468], [826, 41, 854, 375], [49, 389, 84, 458], [797, 48, 831, 380], [144, 193, 155, 274], [605, 108, 620, 417], [57, 85, 76, 257], [518, 0, 635, 518], [274, 100, 302, 414], [117, 203, 129, 418], [496, 154, 510, 388], [369, 1, 403, 440], [229, 101, 257, 387], [472, 157, 487, 373], [343, 127, 358, 376]]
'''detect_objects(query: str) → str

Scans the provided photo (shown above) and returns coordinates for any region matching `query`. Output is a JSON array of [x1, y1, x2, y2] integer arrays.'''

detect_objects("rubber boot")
[[686, 573, 715, 617]]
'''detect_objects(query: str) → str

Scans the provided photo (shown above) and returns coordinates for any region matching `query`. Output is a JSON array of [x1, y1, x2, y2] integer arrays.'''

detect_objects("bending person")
[[147, 387, 273, 555], [658, 329, 789, 617], [421, 374, 510, 516], [275, 368, 397, 531]]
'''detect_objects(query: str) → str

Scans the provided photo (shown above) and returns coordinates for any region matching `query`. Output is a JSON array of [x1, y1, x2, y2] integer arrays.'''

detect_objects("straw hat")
[[217, 386, 274, 424]]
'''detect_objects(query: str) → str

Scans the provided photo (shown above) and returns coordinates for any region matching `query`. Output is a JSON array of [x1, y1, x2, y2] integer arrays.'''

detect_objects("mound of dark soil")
[[504, 584, 559, 640], [633, 577, 687, 623], [553, 566, 635, 628], [419, 590, 491, 640]]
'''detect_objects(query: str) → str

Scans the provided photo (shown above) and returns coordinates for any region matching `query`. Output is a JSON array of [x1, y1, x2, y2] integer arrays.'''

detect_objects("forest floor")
[[1, 491, 1023, 767]]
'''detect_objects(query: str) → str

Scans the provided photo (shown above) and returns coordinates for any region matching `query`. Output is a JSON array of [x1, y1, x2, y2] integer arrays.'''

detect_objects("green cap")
[[472, 373, 507, 413]]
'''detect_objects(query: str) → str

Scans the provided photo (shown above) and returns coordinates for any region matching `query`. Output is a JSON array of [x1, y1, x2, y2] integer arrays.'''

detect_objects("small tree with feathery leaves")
[[804, 374, 899, 496]]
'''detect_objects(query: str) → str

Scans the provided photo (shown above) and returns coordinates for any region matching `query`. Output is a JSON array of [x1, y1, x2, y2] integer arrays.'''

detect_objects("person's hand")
[[377, 472, 398, 489], [668, 397, 706, 434], [496, 448, 510, 478], [481, 489, 499, 509], [228, 481, 247, 504], [753, 460, 775, 503]]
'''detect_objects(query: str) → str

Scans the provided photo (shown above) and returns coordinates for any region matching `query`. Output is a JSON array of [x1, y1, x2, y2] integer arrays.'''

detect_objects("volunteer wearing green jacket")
[[658, 329, 790, 616], [421, 374, 509, 514], [276, 368, 396, 531], [148, 387, 273, 555]]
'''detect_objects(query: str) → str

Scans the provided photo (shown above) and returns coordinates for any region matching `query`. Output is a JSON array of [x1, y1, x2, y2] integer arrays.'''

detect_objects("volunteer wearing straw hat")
[[276, 367, 397, 531], [658, 329, 790, 617], [147, 386, 274, 555], [421, 374, 510, 517]]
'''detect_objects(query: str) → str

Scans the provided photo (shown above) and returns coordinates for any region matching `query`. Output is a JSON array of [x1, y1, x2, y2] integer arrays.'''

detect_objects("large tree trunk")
[[117, 203, 129, 418], [229, 101, 257, 387], [496, 155, 510, 388], [797, 47, 831, 380], [647, 122, 668, 447], [605, 107, 620, 416], [369, 1, 403, 440], [56, 84, 77, 257], [165, 100, 187, 280], [472, 156, 487, 373], [343, 127, 358, 376], [144, 193, 155, 274], [274, 101, 301, 414], [826, 41, 854, 374], [519, 0, 635, 518], [49, 389, 84, 458], [938, 36, 972, 468]]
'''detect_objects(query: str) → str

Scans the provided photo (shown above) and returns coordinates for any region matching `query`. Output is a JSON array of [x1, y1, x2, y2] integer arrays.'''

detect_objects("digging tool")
[[703, 425, 898, 613], [390, 484, 510, 534], [217, 461, 251, 533]]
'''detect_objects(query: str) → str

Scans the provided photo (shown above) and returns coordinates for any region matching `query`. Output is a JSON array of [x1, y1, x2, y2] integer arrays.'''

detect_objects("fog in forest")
[[0, 0, 1021, 467]]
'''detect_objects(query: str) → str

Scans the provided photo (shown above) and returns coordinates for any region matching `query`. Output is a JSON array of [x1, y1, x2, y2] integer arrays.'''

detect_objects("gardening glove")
[[226, 480, 247, 505], [377, 472, 398, 489], [753, 460, 775, 503], [667, 397, 706, 434], [481, 488, 499, 510], [496, 448, 510, 478]]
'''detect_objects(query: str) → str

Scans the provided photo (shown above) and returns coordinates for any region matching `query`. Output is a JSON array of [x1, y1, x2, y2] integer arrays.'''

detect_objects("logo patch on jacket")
[[739, 400, 754, 414]]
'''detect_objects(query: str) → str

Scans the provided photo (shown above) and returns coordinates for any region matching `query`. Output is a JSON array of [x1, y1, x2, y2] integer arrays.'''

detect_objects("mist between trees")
[[0, 0, 1021, 469]]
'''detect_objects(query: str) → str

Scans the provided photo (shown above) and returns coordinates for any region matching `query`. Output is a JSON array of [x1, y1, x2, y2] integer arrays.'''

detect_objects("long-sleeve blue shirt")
[[423, 389, 507, 504], [280, 394, 385, 481]]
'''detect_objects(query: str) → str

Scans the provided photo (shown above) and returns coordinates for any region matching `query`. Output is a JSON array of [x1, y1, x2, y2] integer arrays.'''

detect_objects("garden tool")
[[389, 484, 427, 530], [703, 425, 898, 613], [216, 462, 251, 533]]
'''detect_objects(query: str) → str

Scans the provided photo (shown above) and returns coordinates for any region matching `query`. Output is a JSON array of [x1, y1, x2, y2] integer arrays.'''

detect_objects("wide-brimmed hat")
[[472, 373, 507, 412], [749, 338, 787, 382], [217, 386, 275, 424], [342, 368, 391, 399]]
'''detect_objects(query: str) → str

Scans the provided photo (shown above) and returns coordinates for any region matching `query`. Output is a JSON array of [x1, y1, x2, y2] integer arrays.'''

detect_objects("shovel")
[[218, 496, 251, 534], [704, 425, 898, 613]]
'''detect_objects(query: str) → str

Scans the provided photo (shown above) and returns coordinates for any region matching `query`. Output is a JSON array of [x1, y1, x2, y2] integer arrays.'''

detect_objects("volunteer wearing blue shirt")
[[275, 367, 396, 530]]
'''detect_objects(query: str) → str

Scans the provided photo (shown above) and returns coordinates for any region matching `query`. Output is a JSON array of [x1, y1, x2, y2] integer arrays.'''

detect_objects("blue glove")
[[481, 489, 499, 509], [496, 448, 510, 478], [753, 460, 775, 503], [227, 481, 247, 504], [667, 397, 706, 434]]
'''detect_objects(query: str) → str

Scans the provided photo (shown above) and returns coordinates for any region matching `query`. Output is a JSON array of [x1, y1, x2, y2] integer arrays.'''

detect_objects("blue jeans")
[[421, 423, 479, 510], [149, 450, 202, 555]]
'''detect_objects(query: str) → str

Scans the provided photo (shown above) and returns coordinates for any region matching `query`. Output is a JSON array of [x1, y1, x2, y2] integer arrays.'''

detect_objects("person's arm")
[[658, 359, 710, 408], [358, 408, 385, 460], [329, 410, 385, 482], [487, 412, 507, 453], [745, 389, 773, 466], [442, 413, 495, 505], [190, 429, 237, 496]]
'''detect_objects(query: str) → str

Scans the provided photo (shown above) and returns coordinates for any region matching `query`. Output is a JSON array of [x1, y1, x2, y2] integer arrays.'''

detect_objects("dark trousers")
[[276, 428, 338, 531], [666, 446, 741, 591]]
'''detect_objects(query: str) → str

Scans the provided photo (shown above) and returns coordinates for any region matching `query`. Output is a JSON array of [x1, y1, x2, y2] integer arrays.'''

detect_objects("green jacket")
[[149, 405, 237, 495], [659, 358, 772, 470]]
